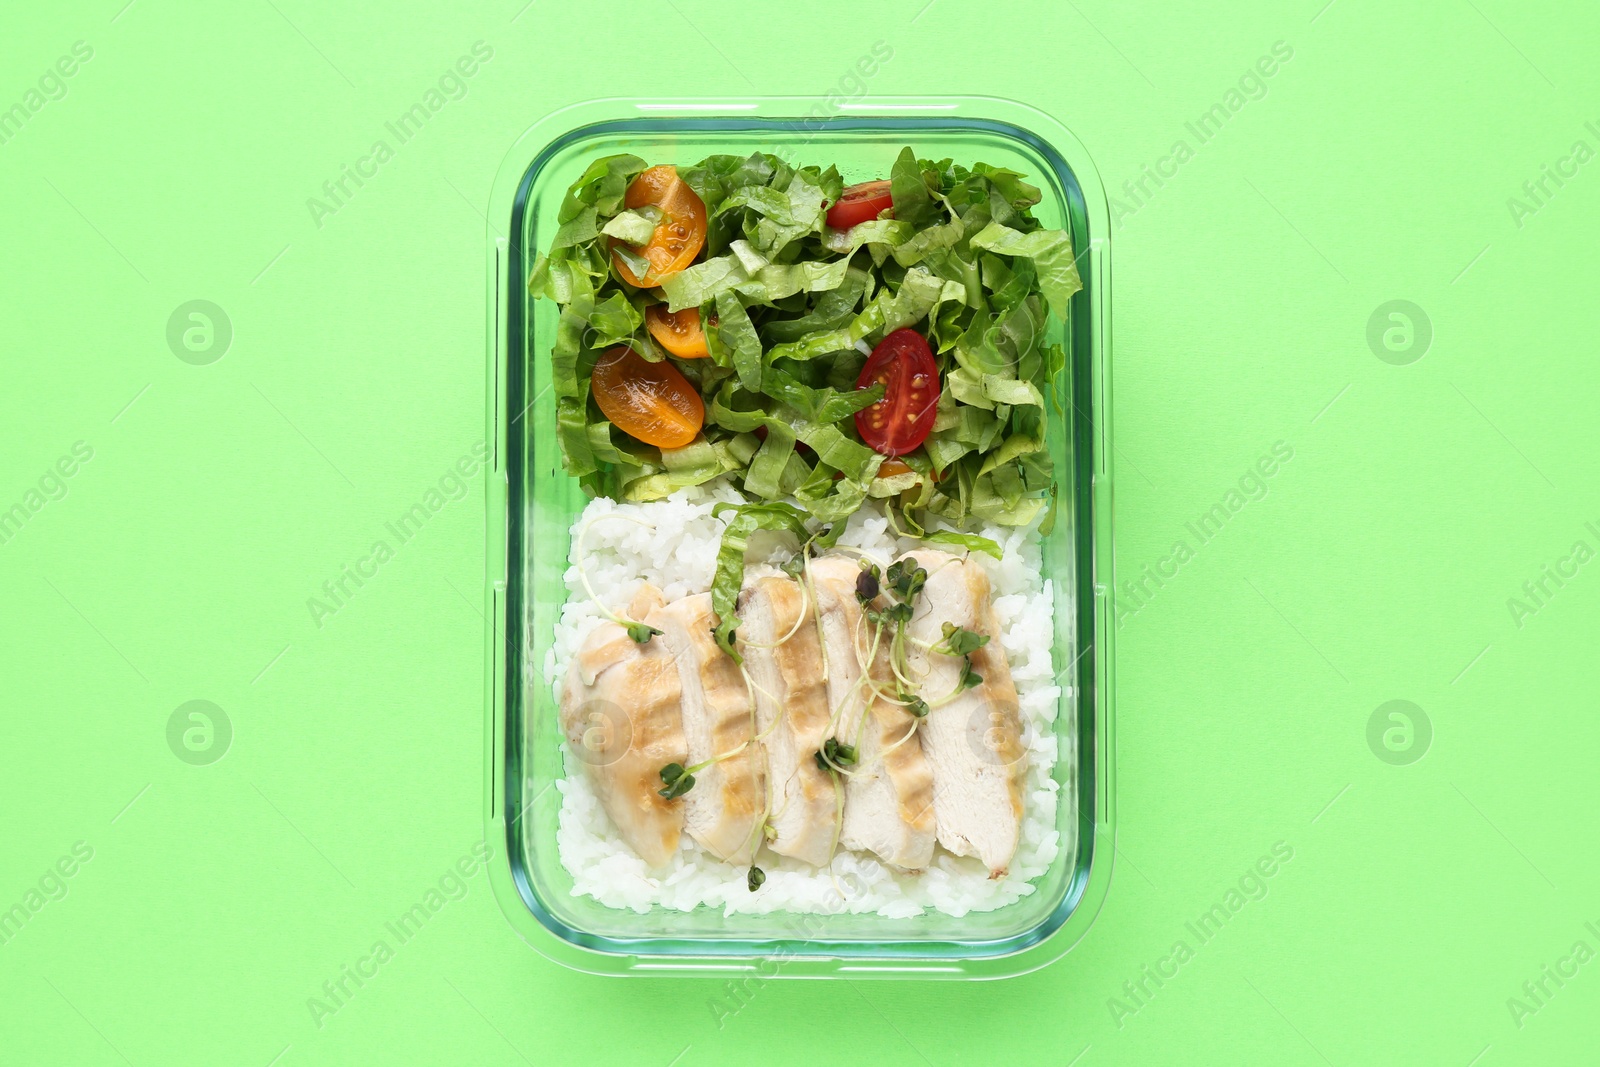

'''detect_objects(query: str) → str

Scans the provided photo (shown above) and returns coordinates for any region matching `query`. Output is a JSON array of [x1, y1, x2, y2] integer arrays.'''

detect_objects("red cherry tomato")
[[825, 180, 894, 229], [854, 328, 939, 457]]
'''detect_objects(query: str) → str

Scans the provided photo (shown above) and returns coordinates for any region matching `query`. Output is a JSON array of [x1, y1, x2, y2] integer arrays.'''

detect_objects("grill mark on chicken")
[[810, 555, 936, 871], [646, 593, 765, 865], [899, 550, 1026, 877], [558, 584, 687, 868], [738, 573, 837, 867]]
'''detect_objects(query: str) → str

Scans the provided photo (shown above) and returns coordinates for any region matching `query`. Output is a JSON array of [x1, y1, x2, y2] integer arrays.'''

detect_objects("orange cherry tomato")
[[611, 165, 707, 287], [645, 305, 709, 359], [591, 346, 704, 450], [874, 458, 940, 483]]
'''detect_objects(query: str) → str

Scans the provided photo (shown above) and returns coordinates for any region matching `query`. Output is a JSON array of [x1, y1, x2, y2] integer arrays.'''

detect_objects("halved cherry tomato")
[[611, 165, 707, 287], [825, 179, 894, 229], [854, 328, 939, 457], [644, 305, 709, 358], [591, 346, 704, 449]]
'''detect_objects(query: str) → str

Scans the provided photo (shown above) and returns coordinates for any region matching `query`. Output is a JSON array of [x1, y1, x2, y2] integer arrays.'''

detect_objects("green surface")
[[2, 1, 1596, 1063]]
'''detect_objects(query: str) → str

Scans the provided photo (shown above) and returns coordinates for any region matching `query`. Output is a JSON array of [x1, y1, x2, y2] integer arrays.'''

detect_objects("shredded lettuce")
[[888, 147, 939, 229], [820, 218, 913, 257], [708, 501, 812, 659], [529, 146, 1081, 564], [921, 530, 1004, 558], [968, 220, 1083, 320], [600, 206, 662, 244], [714, 291, 763, 390], [586, 292, 641, 349]]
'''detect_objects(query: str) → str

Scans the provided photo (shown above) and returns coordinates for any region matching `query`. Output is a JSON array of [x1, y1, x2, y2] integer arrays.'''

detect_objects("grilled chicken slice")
[[646, 593, 764, 865], [809, 555, 935, 871], [559, 585, 687, 868], [899, 550, 1026, 876], [739, 572, 837, 866]]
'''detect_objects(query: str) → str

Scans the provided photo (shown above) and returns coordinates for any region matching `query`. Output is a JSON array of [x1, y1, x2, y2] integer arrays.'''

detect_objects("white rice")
[[540, 483, 1064, 917]]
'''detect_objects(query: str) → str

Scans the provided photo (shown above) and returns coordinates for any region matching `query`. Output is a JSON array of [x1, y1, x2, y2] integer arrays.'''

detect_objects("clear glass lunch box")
[[480, 96, 1115, 979]]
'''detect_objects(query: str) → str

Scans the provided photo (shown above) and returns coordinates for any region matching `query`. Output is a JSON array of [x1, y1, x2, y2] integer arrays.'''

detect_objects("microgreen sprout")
[[866, 601, 912, 629], [957, 659, 983, 691], [814, 738, 858, 773], [935, 621, 989, 657], [657, 762, 695, 800], [855, 563, 881, 604], [884, 559, 927, 602], [626, 621, 663, 644]]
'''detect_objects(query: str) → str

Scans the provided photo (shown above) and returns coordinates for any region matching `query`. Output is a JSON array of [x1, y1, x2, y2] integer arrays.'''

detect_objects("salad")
[[527, 147, 1081, 545]]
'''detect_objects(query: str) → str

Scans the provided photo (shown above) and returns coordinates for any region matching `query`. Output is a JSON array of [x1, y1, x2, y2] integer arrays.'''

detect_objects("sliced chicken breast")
[[809, 555, 935, 871], [739, 572, 837, 866], [559, 585, 687, 868], [646, 593, 764, 865], [899, 550, 1026, 876]]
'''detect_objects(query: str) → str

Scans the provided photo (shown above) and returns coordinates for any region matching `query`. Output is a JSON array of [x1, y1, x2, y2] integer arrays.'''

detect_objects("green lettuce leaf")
[[612, 244, 651, 283], [763, 267, 873, 341], [890, 215, 964, 267], [714, 291, 763, 390], [889, 147, 938, 229], [661, 255, 748, 310], [968, 220, 1083, 320], [551, 207, 599, 251], [766, 328, 856, 363], [921, 530, 1003, 558], [599, 206, 662, 244], [727, 238, 770, 273], [559, 154, 646, 222], [820, 219, 913, 257], [709, 501, 813, 659], [743, 420, 796, 499], [761, 367, 882, 423], [587, 292, 640, 348]]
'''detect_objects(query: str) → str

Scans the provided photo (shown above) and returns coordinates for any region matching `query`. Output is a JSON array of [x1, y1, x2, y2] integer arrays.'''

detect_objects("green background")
[[3, 0, 1596, 1063]]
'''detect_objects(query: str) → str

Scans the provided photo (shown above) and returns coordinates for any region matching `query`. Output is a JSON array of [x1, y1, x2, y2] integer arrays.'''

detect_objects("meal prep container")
[[481, 96, 1115, 979]]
